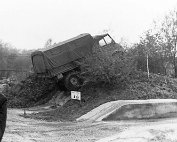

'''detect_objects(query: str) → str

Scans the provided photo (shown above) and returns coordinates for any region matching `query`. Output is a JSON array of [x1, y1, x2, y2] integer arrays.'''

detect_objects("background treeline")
[[132, 9, 177, 77], [0, 41, 32, 80]]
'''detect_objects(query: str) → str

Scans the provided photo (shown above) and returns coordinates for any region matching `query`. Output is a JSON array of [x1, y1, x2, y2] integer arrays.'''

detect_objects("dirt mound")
[[6, 75, 58, 108], [28, 72, 177, 121]]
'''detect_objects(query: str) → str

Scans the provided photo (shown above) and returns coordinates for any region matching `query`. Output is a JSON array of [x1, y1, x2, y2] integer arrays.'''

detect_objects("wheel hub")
[[70, 77, 79, 86]]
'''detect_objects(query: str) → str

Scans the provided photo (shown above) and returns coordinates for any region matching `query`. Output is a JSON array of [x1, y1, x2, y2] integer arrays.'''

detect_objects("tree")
[[0, 40, 32, 79], [134, 9, 177, 77], [135, 30, 165, 74], [157, 10, 177, 76]]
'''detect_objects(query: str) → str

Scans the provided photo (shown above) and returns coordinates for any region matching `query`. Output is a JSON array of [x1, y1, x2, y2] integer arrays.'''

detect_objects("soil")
[[3, 109, 177, 142], [3, 109, 128, 142], [28, 72, 177, 122]]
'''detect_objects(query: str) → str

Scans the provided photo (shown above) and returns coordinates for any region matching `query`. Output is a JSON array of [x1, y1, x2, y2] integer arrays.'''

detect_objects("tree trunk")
[[174, 35, 177, 77], [147, 54, 150, 79]]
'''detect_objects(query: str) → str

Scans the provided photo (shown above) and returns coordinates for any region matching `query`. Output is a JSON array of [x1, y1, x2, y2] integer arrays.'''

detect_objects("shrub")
[[80, 44, 136, 86]]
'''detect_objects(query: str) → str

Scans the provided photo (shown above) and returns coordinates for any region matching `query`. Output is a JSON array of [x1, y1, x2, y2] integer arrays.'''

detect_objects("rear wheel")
[[64, 72, 83, 91]]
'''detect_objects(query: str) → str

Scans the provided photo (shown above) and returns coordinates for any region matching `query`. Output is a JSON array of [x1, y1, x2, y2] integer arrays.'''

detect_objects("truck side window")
[[99, 39, 106, 46], [104, 35, 112, 44]]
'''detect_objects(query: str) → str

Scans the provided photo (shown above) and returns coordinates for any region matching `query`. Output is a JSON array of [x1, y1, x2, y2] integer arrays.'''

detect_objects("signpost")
[[71, 91, 81, 100], [71, 91, 81, 105]]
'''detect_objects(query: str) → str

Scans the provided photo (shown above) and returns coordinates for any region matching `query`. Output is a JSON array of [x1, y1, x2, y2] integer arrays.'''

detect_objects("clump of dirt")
[[29, 71, 177, 121]]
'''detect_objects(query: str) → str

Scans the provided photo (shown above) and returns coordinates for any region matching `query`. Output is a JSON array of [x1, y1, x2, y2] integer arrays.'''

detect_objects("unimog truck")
[[31, 33, 123, 91]]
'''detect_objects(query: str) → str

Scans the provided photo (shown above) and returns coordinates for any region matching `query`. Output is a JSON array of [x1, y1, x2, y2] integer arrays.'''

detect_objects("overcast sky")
[[0, 0, 177, 50]]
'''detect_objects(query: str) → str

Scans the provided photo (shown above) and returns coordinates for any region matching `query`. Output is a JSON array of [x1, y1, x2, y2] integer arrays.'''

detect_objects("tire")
[[64, 72, 83, 91]]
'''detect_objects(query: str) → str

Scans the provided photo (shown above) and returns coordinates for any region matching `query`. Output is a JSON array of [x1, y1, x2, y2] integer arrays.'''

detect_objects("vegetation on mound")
[[28, 71, 177, 121], [6, 36, 135, 109], [6, 75, 58, 108]]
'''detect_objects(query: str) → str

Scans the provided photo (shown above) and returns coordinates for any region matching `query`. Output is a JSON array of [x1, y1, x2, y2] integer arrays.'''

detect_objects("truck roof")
[[31, 33, 94, 76], [93, 33, 108, 41], [42, 33, 92, 52]]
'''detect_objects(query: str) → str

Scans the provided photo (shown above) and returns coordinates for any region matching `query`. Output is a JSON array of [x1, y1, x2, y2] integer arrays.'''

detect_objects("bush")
[[80, 44, 136, 86]]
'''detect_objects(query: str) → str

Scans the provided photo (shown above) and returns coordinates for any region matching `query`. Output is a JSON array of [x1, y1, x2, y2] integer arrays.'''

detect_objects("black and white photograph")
[[0, 0, 177, 141]]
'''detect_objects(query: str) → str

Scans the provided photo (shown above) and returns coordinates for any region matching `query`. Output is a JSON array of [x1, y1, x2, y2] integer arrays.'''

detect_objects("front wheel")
[[64, 72, 83, 91]]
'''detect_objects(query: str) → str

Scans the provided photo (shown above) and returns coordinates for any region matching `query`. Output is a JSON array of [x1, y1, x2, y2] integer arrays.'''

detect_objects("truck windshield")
[[98, 35, 113, 47]]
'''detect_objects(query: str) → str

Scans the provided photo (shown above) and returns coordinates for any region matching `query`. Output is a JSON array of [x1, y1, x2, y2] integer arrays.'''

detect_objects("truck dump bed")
[[31, 33, 94, 76]]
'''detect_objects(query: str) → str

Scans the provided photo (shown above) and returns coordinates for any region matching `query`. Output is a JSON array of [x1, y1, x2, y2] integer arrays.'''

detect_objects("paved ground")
[[97, 118, 177, 142], [3, 100, 177, 142], [3, 109, 128, 142]]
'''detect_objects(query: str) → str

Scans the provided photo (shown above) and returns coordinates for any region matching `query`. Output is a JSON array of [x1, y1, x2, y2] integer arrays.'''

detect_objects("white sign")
[[71, 91, 81, 100]]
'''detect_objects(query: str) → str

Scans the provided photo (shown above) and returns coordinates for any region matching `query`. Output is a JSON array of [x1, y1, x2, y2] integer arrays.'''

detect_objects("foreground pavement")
[[97, 118, 177, 142], [4, 99, 177, 142], [3, 109, 128, 142], [3, 109, 177, 142]]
